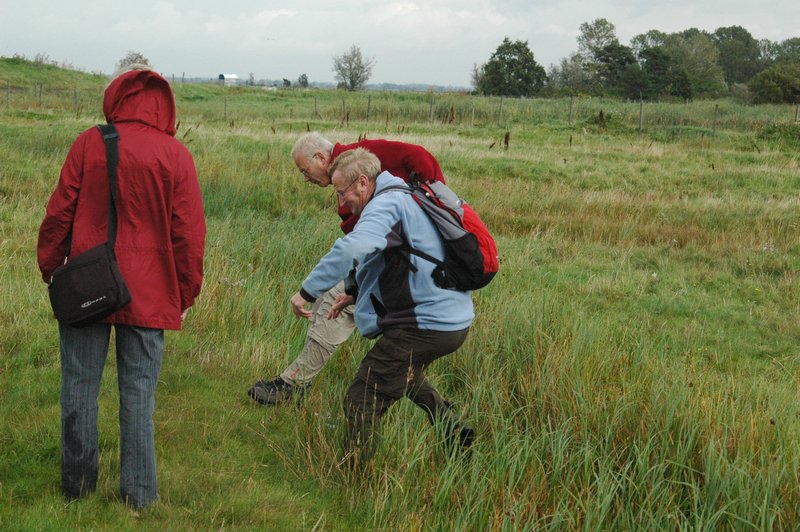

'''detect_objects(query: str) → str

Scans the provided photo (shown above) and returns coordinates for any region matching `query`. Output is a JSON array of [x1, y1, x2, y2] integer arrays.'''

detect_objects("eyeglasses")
[[299, 154, 316, 178], [335, 179, 358, 198]]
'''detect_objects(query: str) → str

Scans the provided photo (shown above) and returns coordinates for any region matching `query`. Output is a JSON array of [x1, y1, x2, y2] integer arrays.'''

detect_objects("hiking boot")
[[446, 421, 475, 451], [436, 402, 475, 453], [247, 377, 310, 406]]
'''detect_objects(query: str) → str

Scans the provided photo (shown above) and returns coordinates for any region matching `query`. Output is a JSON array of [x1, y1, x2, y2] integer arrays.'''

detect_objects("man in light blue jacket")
[[289, 148, 474, 464]]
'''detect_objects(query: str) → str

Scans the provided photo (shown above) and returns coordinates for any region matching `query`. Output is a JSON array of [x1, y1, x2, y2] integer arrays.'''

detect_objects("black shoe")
[[248, 377, 310, 406], [437, 402, 475, 452], [446, 422, 475, 451]]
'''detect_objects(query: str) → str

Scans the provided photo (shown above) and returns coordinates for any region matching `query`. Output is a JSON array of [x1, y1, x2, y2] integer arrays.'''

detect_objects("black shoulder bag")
[[47, 123, 132, 327]]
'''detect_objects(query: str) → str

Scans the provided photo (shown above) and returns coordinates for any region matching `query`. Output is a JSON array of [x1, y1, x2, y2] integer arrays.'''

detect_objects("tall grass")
[[1, 65, 799, 529]]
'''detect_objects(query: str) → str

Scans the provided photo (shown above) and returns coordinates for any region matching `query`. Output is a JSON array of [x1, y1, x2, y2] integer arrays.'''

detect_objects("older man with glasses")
[[290, 148, 474, 466], [247, 132, 446, 406]]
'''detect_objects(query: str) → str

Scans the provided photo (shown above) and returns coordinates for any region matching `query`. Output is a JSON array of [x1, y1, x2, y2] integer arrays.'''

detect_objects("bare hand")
[[327, 294, 354, 320], [290, 292, 313, 319], [181, 308, 189, 321]]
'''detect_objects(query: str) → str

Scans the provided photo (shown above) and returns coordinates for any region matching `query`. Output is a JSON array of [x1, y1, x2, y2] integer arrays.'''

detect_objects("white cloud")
[[378, 2, 422, 18]]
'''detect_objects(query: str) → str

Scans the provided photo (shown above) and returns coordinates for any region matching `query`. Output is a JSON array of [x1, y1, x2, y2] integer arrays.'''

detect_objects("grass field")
[[2, 60, 800, 530]]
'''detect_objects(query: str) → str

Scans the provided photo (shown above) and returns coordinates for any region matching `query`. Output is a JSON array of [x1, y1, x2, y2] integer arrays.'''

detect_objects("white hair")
[[291, 132, 334, 160]]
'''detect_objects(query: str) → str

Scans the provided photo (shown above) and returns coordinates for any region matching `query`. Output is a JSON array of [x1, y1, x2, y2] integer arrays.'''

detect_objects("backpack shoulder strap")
[[373, 184, 413, 198], [368, 182, 445, 267]]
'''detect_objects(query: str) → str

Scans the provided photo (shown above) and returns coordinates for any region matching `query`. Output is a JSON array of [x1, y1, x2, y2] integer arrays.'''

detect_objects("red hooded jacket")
[[331, 139, 445, 234], [37, 70, 206, 330]]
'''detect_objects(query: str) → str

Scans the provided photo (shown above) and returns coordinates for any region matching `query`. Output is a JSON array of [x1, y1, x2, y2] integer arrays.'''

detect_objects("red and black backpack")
[[379, 178, 499, 291]]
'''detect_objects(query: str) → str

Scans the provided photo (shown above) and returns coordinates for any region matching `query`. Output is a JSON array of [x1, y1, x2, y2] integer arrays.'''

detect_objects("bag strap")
[[96, 123, 121, 250], [62, 124, 121, 260]]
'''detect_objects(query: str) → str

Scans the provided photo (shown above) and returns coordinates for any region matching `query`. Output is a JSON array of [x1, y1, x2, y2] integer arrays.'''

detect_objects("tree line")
[[472, 19, 800, 104], [82, 26, 800, 105]]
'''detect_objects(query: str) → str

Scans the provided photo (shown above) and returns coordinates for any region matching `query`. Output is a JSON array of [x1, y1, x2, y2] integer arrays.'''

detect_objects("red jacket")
[[37, 70, 206, 330], [331, 139, 445, 234]]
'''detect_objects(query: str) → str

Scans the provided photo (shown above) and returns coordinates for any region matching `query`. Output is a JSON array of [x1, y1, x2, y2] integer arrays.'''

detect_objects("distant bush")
[[748, 62, 800, 104], [584, 109, 627, 132], [756, 123, 800, 145], [729, 83, 752, 102]]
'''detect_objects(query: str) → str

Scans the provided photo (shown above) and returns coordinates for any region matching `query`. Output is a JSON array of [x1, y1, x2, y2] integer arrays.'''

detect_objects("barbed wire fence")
[[3, 81, 798, 139]]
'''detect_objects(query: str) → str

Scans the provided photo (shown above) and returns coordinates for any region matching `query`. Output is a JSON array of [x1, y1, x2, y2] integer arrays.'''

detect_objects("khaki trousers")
[[281, 281, 355, 385]]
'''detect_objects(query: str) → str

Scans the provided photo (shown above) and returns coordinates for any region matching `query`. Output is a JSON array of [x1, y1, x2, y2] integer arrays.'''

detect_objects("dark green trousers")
[[343, 326, 470, 464]]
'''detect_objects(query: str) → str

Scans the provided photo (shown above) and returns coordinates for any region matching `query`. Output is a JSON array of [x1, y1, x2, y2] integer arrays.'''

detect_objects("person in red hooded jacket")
[[37, 65, 206, 508]]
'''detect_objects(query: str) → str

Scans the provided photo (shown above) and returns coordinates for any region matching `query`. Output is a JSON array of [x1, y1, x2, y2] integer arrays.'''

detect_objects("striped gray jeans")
[[59, 322, 163, 508]]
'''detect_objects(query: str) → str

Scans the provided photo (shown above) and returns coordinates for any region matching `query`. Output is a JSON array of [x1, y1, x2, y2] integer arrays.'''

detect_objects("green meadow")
[[1, 59, 799, 530]]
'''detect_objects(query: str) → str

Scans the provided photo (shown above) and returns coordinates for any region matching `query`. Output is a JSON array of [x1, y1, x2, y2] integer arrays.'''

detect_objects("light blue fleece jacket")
[[300, 171, 474, 338]]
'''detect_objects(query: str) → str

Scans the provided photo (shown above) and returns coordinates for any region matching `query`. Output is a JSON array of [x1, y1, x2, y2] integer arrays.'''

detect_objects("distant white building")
[[218, 74, 239, 85]]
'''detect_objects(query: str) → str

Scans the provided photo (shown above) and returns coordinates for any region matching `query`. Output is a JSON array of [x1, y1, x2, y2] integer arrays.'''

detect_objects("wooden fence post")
[[568, 95, 573, 125], [498, 97, 504, 127], [639, 93, 644, 132], [366, 95, 371, 124], [5, 84, 9, 108], [73, 87, 79, 115], [429, 94, 434, 123], [712, 103, 719, 137]]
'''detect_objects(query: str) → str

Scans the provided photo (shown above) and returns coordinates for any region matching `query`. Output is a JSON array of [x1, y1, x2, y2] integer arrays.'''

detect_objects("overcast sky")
[[2, 0, 798, 87]]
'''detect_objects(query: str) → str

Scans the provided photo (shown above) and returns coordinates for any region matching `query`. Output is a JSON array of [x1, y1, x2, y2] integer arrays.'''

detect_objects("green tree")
[[662, 29, 727, 97], [332, 44, 375, 91], [712, 26, 763, 85], [761, 37, 800, 66], [617, 63, 650, 100], [639, 46, 670, 97], [297, 73, 309, 88], [470, 62, 485, 91], [748, 62, 800, 103], [637, 46, 692, 100], [546, 53, 592, 94], [775, 37, 800, 63], [477, 37, 546, 97], [630, 30, 668, 59], [670, 68, 694, 100], [577, 18, 618, 62], [759, 39, 780, 64], [575, 18, 620, 92], [594, 41, 638, 95], [629, 41, 696, 101]]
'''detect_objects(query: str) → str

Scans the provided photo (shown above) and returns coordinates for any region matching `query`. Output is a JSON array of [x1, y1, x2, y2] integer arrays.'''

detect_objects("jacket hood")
[[103, 70, 177, 136]]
